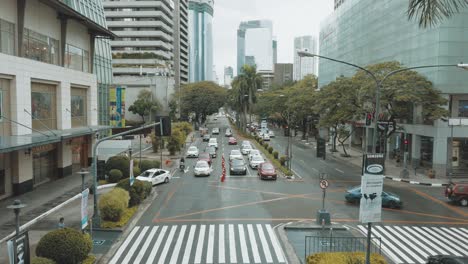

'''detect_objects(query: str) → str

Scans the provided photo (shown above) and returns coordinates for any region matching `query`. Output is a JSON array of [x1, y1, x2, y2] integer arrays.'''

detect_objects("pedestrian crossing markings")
[[110, 224, 287, 264]]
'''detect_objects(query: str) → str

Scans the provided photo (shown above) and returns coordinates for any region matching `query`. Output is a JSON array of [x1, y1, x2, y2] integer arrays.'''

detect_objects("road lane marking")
[[375, 225, 425, 263], [312, 168, 319, 173], [169, 225, 187, 264], [122, 226, 149, 264], [218, 224, 226, 263], [109, 226, 140, 264], [448, 227, 468, 240], [247, 224, 261, 263], [357, 225, 403, 264], [134, 227, 158, 264], [335, 168, 344, 173], [413, 226, 461, 256], [238, 224, 250, 263], [291, 169, 303, 179], [409, 187, 468, 218], [266, 224, 286, 263], [158, 225, 177, 264], [229, 224, 237, 263], [145, 225, 167, 264], [257, 224, 273, 263], [207, 225, 215, 263], [181, 225, 197, 264], [319, 160, 326, 164], [427, 227, 468, 253], [392, 226, 437, 257], [194, 225, 206, 263]]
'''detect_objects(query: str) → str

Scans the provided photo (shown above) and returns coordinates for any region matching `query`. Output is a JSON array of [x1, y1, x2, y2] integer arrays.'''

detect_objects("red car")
[[228, 137, 237, 145], [257, 162, 277, 180], [445, 182, 468, 206], [198, 153, 212, 165]]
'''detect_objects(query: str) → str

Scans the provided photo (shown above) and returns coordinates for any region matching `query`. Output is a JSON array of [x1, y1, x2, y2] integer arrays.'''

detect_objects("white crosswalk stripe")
[[358, 225, 468, 264], [109, 224, 287, 264]]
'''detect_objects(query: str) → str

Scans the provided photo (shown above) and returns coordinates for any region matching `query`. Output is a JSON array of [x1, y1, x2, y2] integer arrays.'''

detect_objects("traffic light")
[[155, 116, 171, 136], [404, 139, 409, 152], [365, 113, 372, 126]]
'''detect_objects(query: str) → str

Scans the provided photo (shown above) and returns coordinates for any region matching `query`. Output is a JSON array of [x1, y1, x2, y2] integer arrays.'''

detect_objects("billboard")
[[109, 86, 126, 127], [359, 154, 384, 223]]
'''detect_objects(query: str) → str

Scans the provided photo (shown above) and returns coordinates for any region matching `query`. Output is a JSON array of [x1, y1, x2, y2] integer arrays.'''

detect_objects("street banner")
[[109, 86, 126, 127], [130, 159, 135, 186], [7, 231, 30, 264], [81, 188, 89, 229], [359, 154, 384, 223]]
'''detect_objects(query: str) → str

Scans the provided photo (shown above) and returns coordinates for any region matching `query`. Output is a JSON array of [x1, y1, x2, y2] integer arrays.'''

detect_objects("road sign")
[[319, 180, 329, 189], [81, 188, 89, 229]]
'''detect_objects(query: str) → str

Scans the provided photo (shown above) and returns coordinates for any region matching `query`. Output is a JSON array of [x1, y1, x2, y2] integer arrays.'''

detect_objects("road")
[[108, 115, 468, 264]]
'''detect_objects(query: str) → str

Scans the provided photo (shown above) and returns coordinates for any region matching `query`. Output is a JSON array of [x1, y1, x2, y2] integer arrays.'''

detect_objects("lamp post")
[[7, 200, 26, 236], [77, 169, 89, 192], [279, 94, 292, 171]]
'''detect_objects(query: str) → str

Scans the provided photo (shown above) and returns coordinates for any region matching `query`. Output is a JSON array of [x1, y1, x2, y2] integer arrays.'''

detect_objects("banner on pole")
[[359, 154, 384, 223], [130, 159, 135, 186], [81, 188, 89, 229]]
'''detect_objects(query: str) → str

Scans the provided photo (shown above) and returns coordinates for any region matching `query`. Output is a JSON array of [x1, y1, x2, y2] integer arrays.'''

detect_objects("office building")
[[174, 0, 190, 93], [0, 0, 114, 199], [188, 0, 214, 82], [274, 63, 294, 86], [237, 20, 274, 74], [319, 0, 468, 177], [294, 35, 317, 80], [224, 66, 234, 89]]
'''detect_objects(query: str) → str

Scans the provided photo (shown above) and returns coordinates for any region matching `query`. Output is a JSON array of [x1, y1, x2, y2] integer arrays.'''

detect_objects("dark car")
[[345, 186, 403, 209], [202, 134, 210, 142], [230, 158, 247, 175], [258, 162, 277, 180], [427, 255, 468, 264], [198, 153, 212, 165], [228, 137, 237, 145], [206, 146, 217, 158], [445, 182, 468, 206]]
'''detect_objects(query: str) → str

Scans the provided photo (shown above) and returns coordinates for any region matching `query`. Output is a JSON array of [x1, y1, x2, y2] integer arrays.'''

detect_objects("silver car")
[[249, 155, 265, 169], [194, 160, 211, 176], [229, 149, 243, 161], [186, 146, 199, 158], [241, 144, 253, 155]]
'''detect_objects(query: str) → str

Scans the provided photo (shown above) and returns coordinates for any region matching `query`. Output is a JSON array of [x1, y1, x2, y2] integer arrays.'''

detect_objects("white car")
[[268, 131, 275, 138], [241, 140, 251, 147], [241, 144, 253, 155], [186, 146, 199, 158], [136, 169, 171, 185], [262, 134, 271, 141], [212, 128, 220, 134], [194, 160, 211, 176], [229, 149, 243, 161], [248, 149, 261, 161], [208, 138, 218, 149], [249, 155, 265, 169]]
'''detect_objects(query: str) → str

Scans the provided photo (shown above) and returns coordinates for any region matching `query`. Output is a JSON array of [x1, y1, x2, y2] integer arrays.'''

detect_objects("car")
[[248, 149, 261, 161], [262, 134, 271, 141], [228, 137, 237, 145], [241, 144, 253, 155], [208, 138, 218, 149], [225, 129, 233, 137], [202, 134, 210, 142], [199, 127, 208, 137], [136, 169, 171, 185], [198, 152, 212, 165], [258, 162, 277, 180], [214, 116, 218, 120], [229, 149, 243, 161], [427, 255, 468, 264], [241, 140, 251, 147], [445, 182, 468, 206], [206, 146, 217, 158], [212, 128, 220, 134], [194, 160, 211, 177], [268, 131, 275, 138], [345, 186, 403, 208], [230, 158, 247, 175], [186, 146, 199, 158], [249, 155, 265, 169]]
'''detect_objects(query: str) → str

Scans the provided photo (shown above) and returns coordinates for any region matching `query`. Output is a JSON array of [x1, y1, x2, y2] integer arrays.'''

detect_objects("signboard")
[[109, 86, 126, 127], [320, 180, 329, 189], [129, 159, 135, 186], [81, 188, 89, 229], [359, 154, 384, 223], [7, 231, 30, 264]]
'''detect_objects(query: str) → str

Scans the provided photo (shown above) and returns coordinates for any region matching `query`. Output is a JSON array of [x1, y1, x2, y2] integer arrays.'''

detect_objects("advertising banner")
[[109, 86, 126, 127], [7, 231, 30, 264], [359, 154, 384, 223], [130, 159, 134, 186], [81, 188, 89, 229]]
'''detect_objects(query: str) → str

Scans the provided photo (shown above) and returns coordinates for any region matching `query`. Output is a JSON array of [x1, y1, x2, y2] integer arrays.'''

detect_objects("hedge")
[[273, 151, 279, 159], [268, 146, 274, 154], [99, 188, 130, 221], [105, 156, 130, 178], [116, 179, 152, 207], [36, 228, 92, 264], [31, 257, 56, 264], [139, 160, 161, 172], [280, 156, 287, 166], [307, 252, 387, 264], [108, 169, 123, 183]]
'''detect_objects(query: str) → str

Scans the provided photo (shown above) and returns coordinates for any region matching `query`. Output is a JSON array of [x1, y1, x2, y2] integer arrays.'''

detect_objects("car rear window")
[[233, 159, 245, 166], [231, 150, 241, 155], [263, 163, 274, 170], [196, 162, 209, 168]]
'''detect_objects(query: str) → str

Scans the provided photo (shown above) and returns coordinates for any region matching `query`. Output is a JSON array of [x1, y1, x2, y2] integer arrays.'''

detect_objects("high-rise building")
[[188, 0, 214, 82], [319, 0, 468, 178], [224, 66, 234, 89], [272, 38, 278, 65], [293, 35, 317, 80], [237, 20, 274, 74], [174, 0, 190, 90], [273, 63, 294, 87]]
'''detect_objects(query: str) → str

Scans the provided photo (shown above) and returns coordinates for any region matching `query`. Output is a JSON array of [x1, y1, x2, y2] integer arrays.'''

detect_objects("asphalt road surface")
[[109, 115, 468, 264]]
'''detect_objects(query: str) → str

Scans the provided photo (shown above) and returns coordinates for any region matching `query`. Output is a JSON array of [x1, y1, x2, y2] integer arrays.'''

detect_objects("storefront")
[[32, 144, 57, 185], [451, 138, 468, 173], [420, 136, 434, 167], [71, 136, 90, 173]]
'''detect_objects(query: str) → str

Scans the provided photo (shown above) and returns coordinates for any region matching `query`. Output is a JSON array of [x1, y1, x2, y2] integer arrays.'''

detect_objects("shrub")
[[108, 169, 123, 183], [82, 255, 96, 264], [133, 166, 141, 177], [273, 151, 279, 159], [280, 156, 287, 166], [32, 257, 57, 264], [140, 160, 161, 172], [259, 139, 264, 145], [173, 122, 193, 137], [99, 188, 129, 221], [150, 132, 160, 153], [268, 146, 274, 153], [116, 179, 152, 207], [263, 143, 269, 149], [306, 252, 386, 264], [105, 156, 130, 178], [36, 228, 92, 264]]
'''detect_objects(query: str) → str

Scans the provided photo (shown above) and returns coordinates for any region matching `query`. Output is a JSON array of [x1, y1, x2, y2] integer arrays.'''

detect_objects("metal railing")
[[305, 236, 382, 262]]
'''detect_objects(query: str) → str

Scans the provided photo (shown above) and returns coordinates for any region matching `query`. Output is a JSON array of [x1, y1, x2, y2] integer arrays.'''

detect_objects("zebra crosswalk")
[[109, 224, 287, 264], [357, 225, 468, 264]]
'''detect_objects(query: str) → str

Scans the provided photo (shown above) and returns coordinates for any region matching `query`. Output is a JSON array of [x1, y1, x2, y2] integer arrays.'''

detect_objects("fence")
[[304, 235, 382, 262]]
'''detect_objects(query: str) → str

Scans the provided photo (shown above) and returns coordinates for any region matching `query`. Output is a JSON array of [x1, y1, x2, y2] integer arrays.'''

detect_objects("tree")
[[128, 89, 160, 122], [407, 0, 468, 27]]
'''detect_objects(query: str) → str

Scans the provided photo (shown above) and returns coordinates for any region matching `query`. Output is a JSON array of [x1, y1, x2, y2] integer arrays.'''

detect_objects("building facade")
[[0, 0, 114, 199], [188, 0, 214, 82], [274, 63, 294, 87], [319, 0, 468, 177], [224, 66, 233, 89], [293, 35, 317, 80]]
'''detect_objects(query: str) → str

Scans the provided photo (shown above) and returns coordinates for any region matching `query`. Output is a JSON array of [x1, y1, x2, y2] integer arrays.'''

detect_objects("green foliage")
[[167, 128, 185, 155], [31, 257, 56, 264], [116, 179, 152, 207], [407, 0, 468, 28], [36, 228, 92, 264], [81, 255, 96, 264], [273, 151, 279, 159], [173, 121, 193, 136], [139, 160, 161, 172], [280, 156, 287, 166], [268, 146, 274, 154], [179, 81, 226, 123], [150, 132, 160, 153], [306, 252, 386, 264], [133, 166, 141, 177], [101, 206, 138, 228], [108, 169, 123, 183], [99, 188, 130, 221], [263, 142, 269, 149], [128, 89, 161, 122], [105, 156, 130, 178]]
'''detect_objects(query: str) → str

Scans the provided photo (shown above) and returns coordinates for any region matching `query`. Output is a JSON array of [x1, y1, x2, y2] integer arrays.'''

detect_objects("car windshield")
[[262, 164, 274, 170], [196, 162, 209, 168], [200, 153, 209, 159], [231, 150, 241, 155], [139, 171, 153, 177], [252, 156, 263, 161], [209, 139, 217, 143], [188, 147, 197, 151], [232, 159, 245, 166]]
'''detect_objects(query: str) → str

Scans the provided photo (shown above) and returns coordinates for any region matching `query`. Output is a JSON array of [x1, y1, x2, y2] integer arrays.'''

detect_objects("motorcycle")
[[179, 163, 185, 172]]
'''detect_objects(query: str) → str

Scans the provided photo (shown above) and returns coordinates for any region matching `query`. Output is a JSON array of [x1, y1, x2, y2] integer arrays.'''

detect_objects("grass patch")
[[98, 180, 109, 185], [82, 255, 96, 264], [101, 206, 138, 229], [307, 252, 387, 264]]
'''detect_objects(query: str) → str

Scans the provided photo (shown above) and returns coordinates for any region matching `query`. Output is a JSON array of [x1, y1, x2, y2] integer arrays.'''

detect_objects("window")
[[31, 83, 57, 130], [23, 29, 59, 65], [458, 100, 468, 117], [65, 44, 90, 72], [71, 88, 87, 128], [0, 19, 15, 55], [0, 169, 4, 195]]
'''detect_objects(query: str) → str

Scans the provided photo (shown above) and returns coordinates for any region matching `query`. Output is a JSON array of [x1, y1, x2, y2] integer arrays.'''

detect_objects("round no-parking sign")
[[319, 179, 329, 189]]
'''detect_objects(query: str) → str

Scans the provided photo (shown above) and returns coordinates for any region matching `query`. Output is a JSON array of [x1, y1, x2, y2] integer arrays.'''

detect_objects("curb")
[[275, 223, 301, 264]]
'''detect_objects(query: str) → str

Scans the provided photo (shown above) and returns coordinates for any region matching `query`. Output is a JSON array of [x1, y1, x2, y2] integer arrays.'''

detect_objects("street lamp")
[[298, 51, 468, 153], [77, 169, 89, 192], [279, 94, 292, 172], [7, 200, 26, 236]]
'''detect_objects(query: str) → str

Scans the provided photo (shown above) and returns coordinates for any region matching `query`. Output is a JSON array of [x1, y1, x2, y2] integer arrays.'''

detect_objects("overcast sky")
[[212, 0, 334, 82]]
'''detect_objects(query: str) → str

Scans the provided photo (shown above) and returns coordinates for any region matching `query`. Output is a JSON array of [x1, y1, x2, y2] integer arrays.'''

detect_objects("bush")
[[116, 179, 152, 207], [108, 169, 123, 183], [82, 255, 96, 264], [307, 252, 386, 264], [259, 139, 264, 145], [133, 166, 141, 177], [173, 121, 193, 137], [280, 156, 287, 166], [268, 146, 274, 154], [36, 228, 92, 264], [150, 132, 160, 153], [140, 160, 161, 172], [273, 151, 279, 159], [32, 257, 57, 264], [99, 188, 130, 221], [105, 156, 130, 178], [263, 143, 269, 149]]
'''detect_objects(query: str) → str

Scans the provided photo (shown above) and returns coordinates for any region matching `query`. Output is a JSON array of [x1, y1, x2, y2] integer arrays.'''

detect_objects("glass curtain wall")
[[0, 18, 15, 55]]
